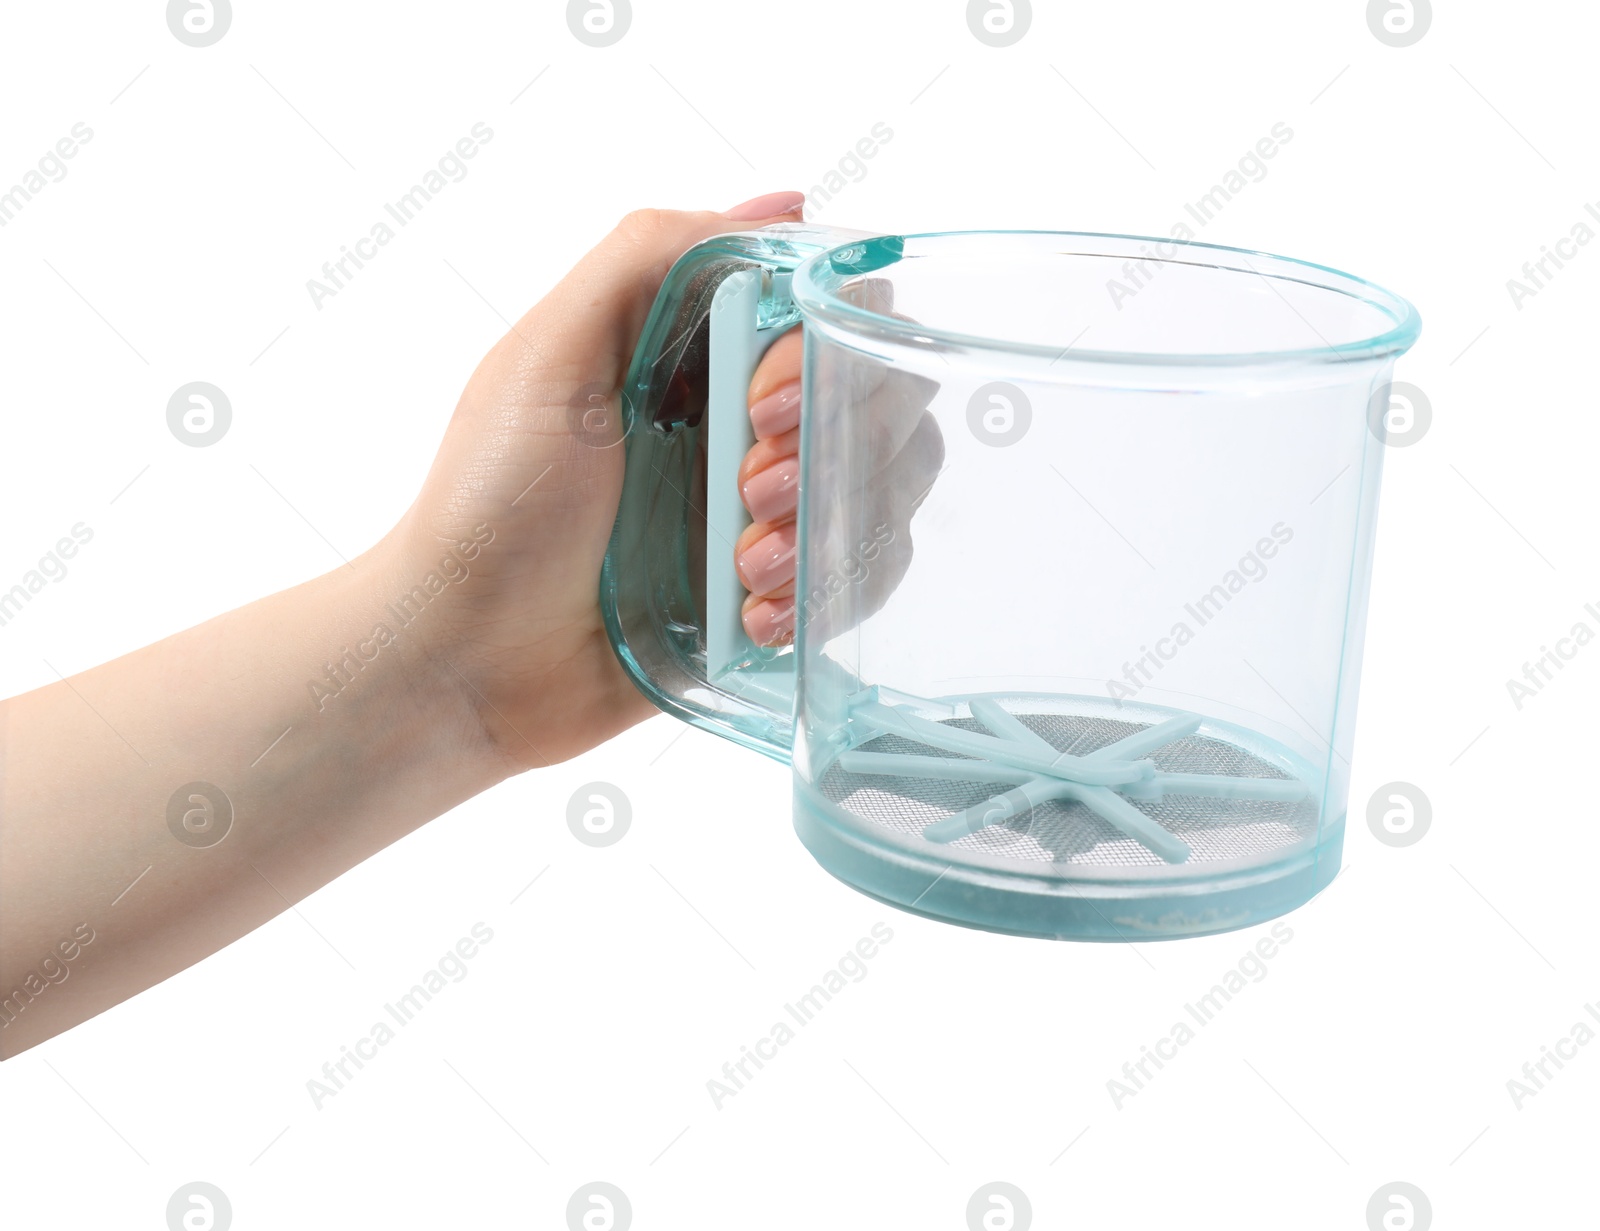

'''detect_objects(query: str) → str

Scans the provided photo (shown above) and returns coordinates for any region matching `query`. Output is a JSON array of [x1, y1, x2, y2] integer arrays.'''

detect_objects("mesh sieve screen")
[[818, 713, 1318, 868]]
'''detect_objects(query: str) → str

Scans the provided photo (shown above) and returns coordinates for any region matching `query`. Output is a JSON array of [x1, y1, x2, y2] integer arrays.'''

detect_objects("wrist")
[[373, 504, 655, 779], [308, 533, 514, 797]]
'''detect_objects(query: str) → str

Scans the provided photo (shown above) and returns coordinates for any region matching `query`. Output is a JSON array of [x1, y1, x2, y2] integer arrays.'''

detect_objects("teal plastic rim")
[[794, 797, 1344, 941], [795, 230, 1421, 369], [598, 225, 1405, 941], [795, 691, 1338, 941]]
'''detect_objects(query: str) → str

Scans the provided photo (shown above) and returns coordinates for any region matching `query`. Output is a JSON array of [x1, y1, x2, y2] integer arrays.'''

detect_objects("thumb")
[[404, 192, 807, 615]]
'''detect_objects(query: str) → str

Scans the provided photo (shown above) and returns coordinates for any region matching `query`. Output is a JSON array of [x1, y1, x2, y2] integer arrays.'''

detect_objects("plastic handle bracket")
[[705, 269, 790, 686]]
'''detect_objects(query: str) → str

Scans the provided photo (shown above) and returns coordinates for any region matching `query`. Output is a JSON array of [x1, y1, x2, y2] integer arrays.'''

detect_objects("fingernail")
[[743, 599, 795, 647], [741, 456, 799, 524], [736, 523, 797, 594], [723, 190, 805, 221], [749, 381, 801, 439]]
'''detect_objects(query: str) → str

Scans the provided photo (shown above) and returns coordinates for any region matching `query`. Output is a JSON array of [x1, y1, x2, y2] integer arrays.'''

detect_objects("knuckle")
[[615, 207, 673, 241]]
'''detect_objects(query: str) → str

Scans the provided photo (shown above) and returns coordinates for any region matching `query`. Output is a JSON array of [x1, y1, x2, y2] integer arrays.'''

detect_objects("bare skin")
[[0, 193, 809, 1059], [736, 327, 805, 644], [734, 283, 944, 647]]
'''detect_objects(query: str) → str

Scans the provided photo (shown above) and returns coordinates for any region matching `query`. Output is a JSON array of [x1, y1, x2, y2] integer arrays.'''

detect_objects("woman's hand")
[[734, 327, 804, 646], [0, 193, 808, 1058], [733, 281, 946, 648], [383, 193, 810, 774]]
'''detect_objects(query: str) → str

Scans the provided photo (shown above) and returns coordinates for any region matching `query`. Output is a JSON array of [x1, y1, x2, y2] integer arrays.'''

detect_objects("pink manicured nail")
[[736, 523, 797, 594], [743, 599, 795, 646], [741, 457, 799, 523], [723, 190, 806, 221], [749, 381, 801, 439]]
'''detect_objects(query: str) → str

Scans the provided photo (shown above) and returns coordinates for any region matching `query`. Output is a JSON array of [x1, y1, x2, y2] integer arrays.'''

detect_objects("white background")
[[1, 1, 1596, 1227]]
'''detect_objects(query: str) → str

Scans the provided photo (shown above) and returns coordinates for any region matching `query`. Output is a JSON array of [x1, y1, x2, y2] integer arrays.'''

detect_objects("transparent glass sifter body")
[[602, 224, 1419, 940]]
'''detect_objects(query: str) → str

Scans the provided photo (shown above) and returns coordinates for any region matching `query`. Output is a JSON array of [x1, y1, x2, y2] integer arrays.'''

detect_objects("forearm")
[[0, 200, 800, 1059], [0, 535, 502, 1057]]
